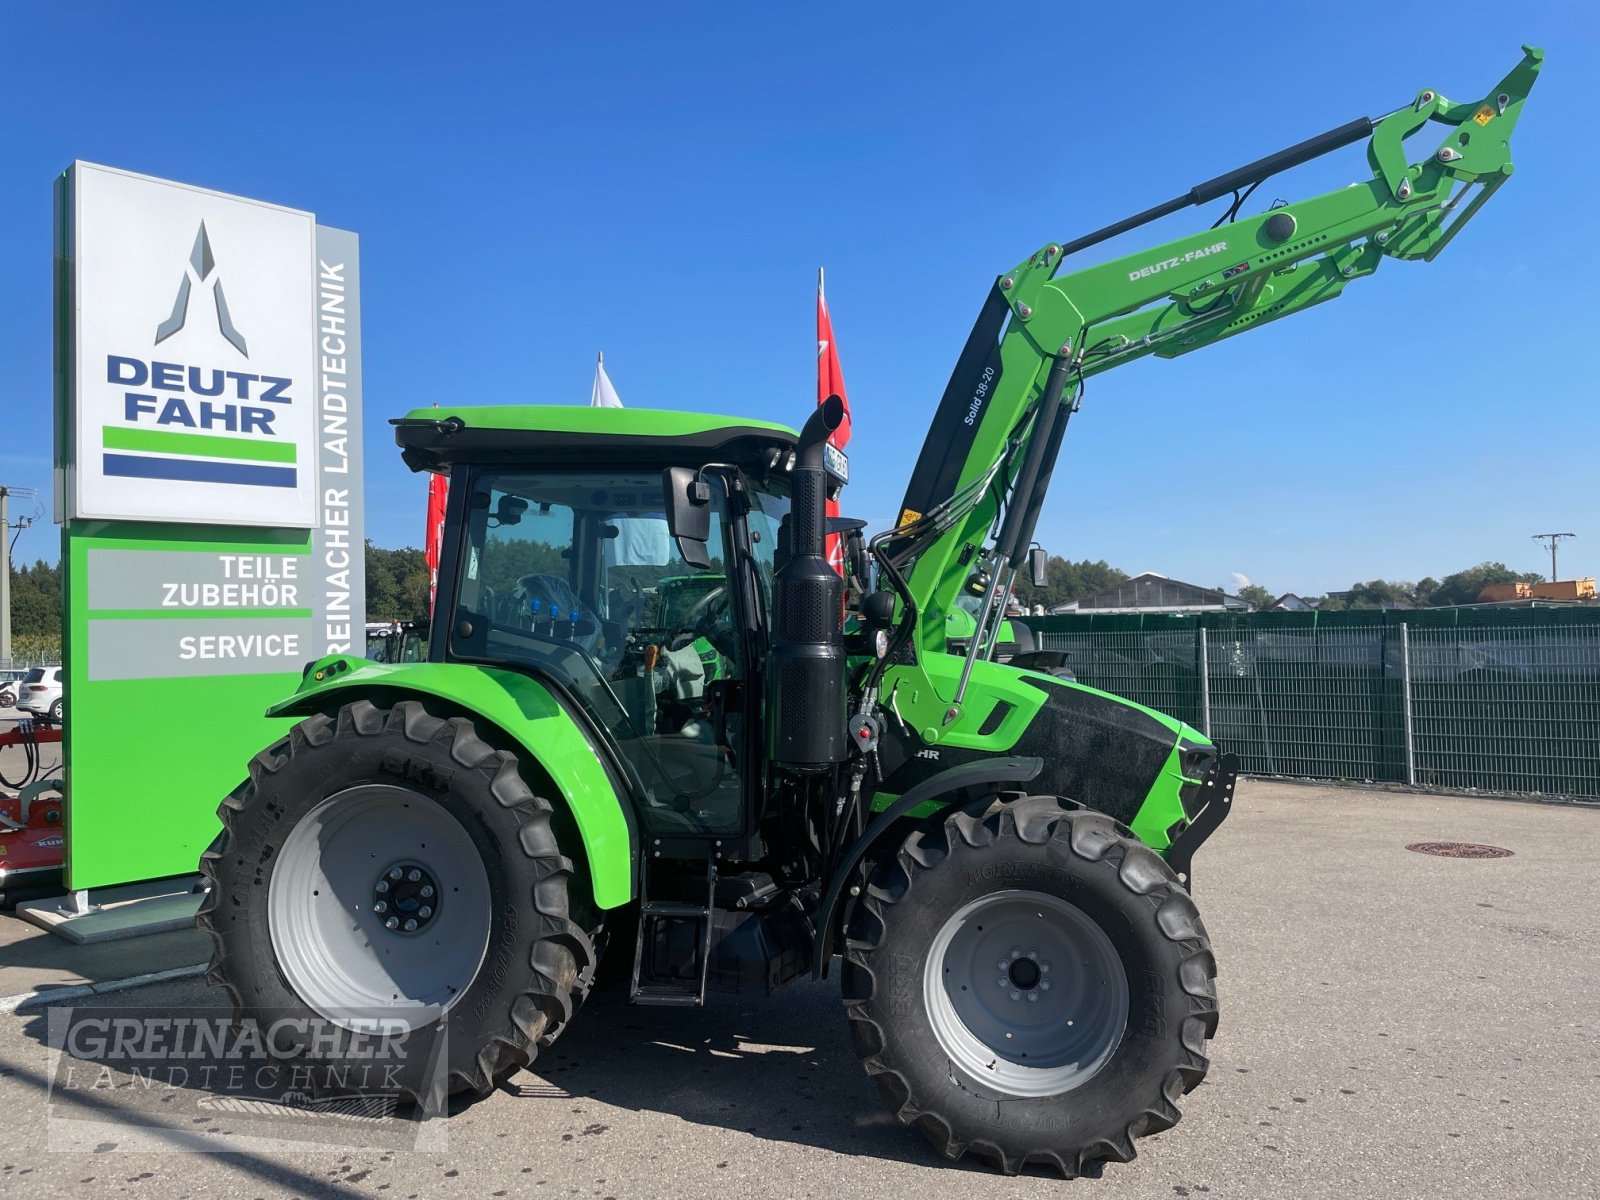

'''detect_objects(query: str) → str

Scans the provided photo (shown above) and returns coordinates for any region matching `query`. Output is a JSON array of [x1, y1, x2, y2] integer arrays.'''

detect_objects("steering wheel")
[[671, 586, 729, 652]]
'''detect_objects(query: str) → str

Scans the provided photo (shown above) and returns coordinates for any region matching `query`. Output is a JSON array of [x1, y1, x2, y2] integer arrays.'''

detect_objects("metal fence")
[[0, 657, 61, 673], [1026, 608, 1600, 800]]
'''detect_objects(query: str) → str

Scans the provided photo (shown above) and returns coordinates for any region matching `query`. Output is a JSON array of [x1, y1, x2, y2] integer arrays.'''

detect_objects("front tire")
[[842, 796, 1218, 1177], [197, 699, 596, 1111]]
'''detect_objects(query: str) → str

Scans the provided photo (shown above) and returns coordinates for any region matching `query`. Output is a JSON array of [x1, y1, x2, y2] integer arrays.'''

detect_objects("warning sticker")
[[1473, 105, 1496, 126]]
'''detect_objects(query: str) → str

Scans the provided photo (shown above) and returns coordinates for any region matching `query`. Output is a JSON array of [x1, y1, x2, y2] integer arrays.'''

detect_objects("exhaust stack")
[[768, 395, 847, 771]]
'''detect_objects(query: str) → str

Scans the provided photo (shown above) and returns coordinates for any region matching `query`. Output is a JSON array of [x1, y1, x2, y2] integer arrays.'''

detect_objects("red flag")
[[425, 470, 447, 614], [818, 268, 853, 573]]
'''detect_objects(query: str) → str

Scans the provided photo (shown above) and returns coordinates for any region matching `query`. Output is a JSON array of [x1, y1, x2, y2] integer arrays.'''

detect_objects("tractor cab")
[[396, 406, 798, 845]]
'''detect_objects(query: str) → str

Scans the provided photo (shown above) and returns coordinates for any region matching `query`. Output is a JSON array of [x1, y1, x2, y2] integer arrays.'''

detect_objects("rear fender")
[[267, 657, 635, 909]]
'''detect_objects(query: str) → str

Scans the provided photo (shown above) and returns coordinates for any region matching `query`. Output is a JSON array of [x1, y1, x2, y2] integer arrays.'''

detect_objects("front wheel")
[[842, 797, 1218, 1177]]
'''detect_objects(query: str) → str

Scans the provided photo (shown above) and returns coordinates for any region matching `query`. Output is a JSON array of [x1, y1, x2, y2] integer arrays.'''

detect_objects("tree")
[[364, 541, 430, 622], [1013, 557, 1128, 611], [1336, 578, 1417, 609], [1428, 561, 1542, 607], [1236, 584, 1275, 611], [1316, 561, 1552, 611], [8, 560, 62, 639]]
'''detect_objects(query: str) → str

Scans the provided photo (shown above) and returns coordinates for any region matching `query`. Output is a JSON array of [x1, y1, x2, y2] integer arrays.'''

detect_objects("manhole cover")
[[1405, 841, 1514, 859]]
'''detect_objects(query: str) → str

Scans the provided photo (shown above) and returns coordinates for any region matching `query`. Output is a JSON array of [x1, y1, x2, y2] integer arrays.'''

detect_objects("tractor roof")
[[393, 405, 798, 473]]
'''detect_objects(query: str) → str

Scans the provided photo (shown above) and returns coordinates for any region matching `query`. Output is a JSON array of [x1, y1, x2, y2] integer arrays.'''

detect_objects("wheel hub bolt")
[[999, 948, 1049, 999], [375, 862, 441, 934]]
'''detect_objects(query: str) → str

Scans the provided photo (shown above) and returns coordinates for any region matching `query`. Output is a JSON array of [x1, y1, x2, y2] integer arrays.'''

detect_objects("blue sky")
[[3, 2, 1594, 596]]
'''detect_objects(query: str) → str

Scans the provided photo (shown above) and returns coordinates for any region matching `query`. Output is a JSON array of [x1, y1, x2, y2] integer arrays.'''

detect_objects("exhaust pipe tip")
[[798, 395, 846, 467]]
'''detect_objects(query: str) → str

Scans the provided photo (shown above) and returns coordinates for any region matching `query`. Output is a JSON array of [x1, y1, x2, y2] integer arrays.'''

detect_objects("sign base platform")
[[19, 875, 205, 944]]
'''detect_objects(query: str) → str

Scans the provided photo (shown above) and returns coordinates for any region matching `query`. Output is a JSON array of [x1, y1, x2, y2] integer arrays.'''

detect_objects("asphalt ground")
[[0, 779, 1595, 1199]]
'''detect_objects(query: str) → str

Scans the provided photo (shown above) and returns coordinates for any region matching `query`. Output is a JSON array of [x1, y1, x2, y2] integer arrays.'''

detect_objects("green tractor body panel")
[[266, 656, 634, 908], [871, 653, 1203, 851]]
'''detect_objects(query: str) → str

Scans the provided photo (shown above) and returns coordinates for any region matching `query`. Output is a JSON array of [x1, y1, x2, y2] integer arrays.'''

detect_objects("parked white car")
[[16, 667, 64, 723]]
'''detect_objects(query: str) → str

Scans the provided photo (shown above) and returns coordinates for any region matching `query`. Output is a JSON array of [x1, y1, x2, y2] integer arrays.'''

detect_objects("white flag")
[[591, 351, 623, 408]]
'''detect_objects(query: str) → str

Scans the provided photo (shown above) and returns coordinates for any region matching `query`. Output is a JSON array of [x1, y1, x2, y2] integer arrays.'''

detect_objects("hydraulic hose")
[[0, 721, 40, 791]]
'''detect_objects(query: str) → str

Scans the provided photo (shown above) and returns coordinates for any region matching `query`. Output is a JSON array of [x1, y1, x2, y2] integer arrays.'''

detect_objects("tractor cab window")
[[451, 469, 747, 835], [742, 484, 788, 616]]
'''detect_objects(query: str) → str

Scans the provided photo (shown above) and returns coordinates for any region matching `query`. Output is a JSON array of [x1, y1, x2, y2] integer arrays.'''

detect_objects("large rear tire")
[[842, 796, 1217, 1177], [197, 698, 596, 1112]]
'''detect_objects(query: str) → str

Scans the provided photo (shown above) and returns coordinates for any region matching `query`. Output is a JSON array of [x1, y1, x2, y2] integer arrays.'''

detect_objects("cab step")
[[629, 853, 717, 1007]]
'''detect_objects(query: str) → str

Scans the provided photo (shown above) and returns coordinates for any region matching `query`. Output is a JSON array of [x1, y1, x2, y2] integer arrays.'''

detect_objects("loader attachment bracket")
[[1164, 753, 1239, 894]]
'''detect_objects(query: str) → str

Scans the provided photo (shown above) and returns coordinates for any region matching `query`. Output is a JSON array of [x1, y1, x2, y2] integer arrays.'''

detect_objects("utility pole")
[[0, 485, 8, 666], [1531, 532, 1576, 583], [0, 485, 36, 667]]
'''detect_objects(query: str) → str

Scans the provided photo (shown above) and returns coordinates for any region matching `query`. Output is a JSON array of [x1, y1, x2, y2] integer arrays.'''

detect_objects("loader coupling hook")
[[372, 861, 440, 934]]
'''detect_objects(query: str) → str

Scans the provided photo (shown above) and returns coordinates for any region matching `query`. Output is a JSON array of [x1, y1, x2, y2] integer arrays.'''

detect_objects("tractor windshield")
[[451, 468, 777, 835]]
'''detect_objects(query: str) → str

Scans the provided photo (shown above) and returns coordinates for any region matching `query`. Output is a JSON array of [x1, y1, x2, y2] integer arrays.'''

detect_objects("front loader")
[[199, 49, 1541, 1177]]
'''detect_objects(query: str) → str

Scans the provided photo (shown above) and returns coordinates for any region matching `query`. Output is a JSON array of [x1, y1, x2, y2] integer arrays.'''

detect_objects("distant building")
[[1050, 572, 1249, 616], [1271, 593, 1316, 612], [1478, 578, 1595, 604]]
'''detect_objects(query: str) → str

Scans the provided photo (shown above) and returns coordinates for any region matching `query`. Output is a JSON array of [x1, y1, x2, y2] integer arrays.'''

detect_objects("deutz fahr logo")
[[156, 222, 249, 356], [100, 222, 299, 490]]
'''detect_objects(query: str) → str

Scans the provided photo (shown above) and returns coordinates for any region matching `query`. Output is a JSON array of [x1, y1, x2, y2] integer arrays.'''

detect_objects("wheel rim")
[[268, 784, 493, 1032], [924, 888, 1128, 1098]]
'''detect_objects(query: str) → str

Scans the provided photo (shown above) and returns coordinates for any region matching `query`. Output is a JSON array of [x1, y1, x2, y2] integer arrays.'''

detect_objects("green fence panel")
[[1024, 607, 1600, 799]]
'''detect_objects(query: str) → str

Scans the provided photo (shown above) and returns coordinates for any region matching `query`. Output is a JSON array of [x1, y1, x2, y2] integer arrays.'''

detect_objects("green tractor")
[[199, 50, 1538, 1176]]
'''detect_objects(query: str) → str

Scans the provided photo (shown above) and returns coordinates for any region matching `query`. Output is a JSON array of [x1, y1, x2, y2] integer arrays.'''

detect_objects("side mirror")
[[1029, 546, 1049, 590], [663, 467, 712, 570]]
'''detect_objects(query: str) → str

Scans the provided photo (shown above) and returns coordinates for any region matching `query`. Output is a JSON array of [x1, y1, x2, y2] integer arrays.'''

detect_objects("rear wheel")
[[48, 698, 62, 722], [197, 699, 597, 1111], [842, 796, 1217, 1177]]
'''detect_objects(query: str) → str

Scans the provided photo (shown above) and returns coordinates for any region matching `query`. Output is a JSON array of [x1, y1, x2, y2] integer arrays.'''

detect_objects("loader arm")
[[890, 46, 1541, 705]]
